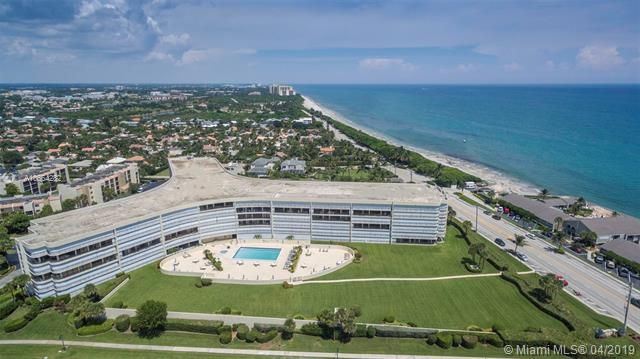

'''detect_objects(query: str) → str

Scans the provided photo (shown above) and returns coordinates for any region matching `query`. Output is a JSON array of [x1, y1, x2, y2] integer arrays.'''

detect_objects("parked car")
[[494, 238, 506, 247], [594, 255, 605, 264], [606, 260, 616, 269], [570, 245, 586, 254], [517, 252, 529, 262], [618, 267, 630, 278], [631, 297, 640, 308]]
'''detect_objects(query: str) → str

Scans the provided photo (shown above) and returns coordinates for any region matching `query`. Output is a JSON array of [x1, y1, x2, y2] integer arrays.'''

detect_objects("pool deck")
[[159, 240, 354, 284]]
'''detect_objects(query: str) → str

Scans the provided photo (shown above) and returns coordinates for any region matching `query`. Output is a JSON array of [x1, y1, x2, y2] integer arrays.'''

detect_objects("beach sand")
[[302, 95, 540, 195]]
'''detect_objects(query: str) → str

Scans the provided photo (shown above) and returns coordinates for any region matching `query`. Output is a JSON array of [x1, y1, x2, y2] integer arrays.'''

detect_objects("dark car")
[[631, 297, 640, 308], [492, 214, 502, 221], [494, 238, 506, 247], [618, 267, 630, 278]]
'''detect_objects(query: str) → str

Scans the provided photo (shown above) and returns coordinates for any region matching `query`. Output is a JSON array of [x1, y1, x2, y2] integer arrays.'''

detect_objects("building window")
[[164, 227, 198, 241], [353, 223, 390, 230]]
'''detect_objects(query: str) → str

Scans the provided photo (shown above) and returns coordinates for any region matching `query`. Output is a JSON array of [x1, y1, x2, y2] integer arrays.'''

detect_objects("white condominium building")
[[268, 84, 296, 96], [16, 158, 447, 298], [58, 163, 140, 205]]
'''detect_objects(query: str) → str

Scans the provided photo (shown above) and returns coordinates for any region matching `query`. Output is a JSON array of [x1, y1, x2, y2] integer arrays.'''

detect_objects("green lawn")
[[320, 224, 526, 280], [0, 311, 513, 358], [107, 264, 564, 331]]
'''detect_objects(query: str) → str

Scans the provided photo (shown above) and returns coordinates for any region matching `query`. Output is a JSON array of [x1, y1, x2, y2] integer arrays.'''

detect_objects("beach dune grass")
[[107, 264, 565, 331]]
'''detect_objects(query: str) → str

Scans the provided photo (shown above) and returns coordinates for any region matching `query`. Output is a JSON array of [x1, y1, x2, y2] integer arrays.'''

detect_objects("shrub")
[[219, 325, 232, 333], [219, 330, 232, 344], [353, 324, 367, 337], [245, 328, 258, 343], [115, 315, 131, 332], [77, 319, 114, 336], [407, 321, 417, 327], [426, 334, 438, 345], [194, 282, 202, 288], [293, 314, 305, 320], [492, 324, 504, 332], [136, 300, 167, 336], [116, 271, 126, 278], [201, 278, 212, 286], [218, 306, 231, 314], [253, 323, 283, 333], [256, 329, 278, 343], [452, 334, 462, 347], [23, 305, 41, 321], [481, 335, 504, 347], [281, 318, 295, 340], [375, 326, 436, 338], [4, 317, 30, 332], [462, 335, 478, 349], [382, 315, 395, 323], [465, 325, 484, 332], [301, 323, 323, 337], [282, 281, 293, 289], [231, 309, 242, 315], [130, 317, 140, 332], [236, 324, 250, 340], [436, 333, 453, 349], [40, 296, 55, 309], [112, 301, 125, 309], [0, 301, 19, 320], [366, 326, 376, 338], [351, 305, 362, 317]]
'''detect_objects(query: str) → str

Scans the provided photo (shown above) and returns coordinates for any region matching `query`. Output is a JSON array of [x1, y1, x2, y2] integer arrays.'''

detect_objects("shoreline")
[[302, 95, 540, 195]]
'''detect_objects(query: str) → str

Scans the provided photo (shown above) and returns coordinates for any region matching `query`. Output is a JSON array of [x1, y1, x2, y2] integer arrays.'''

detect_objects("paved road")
[[445, 189, 640, 332], [0, 268, 22, 288], [0, 340, 504, 359]]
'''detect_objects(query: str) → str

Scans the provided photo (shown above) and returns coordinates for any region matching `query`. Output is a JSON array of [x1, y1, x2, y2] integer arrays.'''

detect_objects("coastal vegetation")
[[315, 112, 480, 186]]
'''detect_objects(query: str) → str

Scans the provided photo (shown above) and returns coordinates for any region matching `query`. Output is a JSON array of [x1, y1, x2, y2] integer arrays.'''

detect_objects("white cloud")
[[175, 48, 257, 66], [144, 51, 174, 62], [146, 16, 162, 34], [7, 39, 37, 57], [160, 33, 191, 46], [38, 53, 76, 64], [358, 58, 415, 71], [577, 45, 624, 69], [503, 62, 522, 72]]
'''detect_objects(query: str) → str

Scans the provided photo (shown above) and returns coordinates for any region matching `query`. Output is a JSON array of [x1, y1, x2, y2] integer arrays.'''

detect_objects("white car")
[[517, 253, 529, 262], [526, 233, 535, 239]]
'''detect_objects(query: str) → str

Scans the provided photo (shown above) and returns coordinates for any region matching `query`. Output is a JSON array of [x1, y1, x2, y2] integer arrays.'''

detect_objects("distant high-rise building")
[[268, 84, 296, 96]]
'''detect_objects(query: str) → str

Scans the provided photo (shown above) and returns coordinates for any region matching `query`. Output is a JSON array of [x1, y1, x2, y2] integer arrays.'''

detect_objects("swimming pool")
[[233, 247, 281, 261]]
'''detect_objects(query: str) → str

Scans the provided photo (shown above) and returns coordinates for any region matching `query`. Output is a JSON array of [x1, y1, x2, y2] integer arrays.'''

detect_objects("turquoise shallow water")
[[233, 247, 281, 261], [296, 85, 640, 217]]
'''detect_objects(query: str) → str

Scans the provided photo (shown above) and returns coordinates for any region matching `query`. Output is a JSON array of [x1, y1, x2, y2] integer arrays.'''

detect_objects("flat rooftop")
[[21, 157, 445, 248]]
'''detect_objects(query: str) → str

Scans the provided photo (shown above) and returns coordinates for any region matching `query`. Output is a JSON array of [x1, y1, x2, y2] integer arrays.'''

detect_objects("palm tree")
[[462, 220, 473, 236], [468, 243, 485, 265], [514, 234, 526, 254], [552, 231, 566, 251], [540, 188, 549, 199], [253, 234, 262, 240], [11, 274, 30, 298], [447, 207, 457, 224], [579, 231, 598, 247], [553, 216, 564, 233], [83, 283, 99, 302]]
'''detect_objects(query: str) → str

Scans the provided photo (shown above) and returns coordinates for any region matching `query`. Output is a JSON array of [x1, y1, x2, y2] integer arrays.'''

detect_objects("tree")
[[447, 207, 457, 224], [253, 234, 262, 240], [4, 183, 20, 196], [552, 231, 566, 250], [2, 212, 31, 234], [579, 231, 598, 247], [540, 188, 549, 199], [514, 234, 526, 254], [286, 235, 294, 241], [539, 273, 563, 302], [553, 216, 564, 233], [468, 242, 486, 267], [102, 187, 117, 202], [76, 194, 90, 208], [38, 204, 54, 217], [281, 318, 296, 340], [11, 274, 31, 299], [62, 198, 77, 211], [462, 220, 473, 236], [83, 283, 99, 302], [0, 225, 12, 254], [136, 300, 167, 337], [1, 151, 23, 166]]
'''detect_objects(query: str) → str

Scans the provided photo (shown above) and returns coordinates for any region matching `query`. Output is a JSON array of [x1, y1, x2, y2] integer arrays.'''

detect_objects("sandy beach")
[[302, 95, 540, 195]]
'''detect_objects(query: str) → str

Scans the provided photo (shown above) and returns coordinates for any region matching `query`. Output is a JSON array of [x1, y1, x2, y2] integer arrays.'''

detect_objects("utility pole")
[[621, 272, 633, 336]]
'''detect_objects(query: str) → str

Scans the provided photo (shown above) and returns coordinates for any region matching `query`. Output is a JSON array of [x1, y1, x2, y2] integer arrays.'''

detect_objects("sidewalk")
[[0, 339, 505, 359]]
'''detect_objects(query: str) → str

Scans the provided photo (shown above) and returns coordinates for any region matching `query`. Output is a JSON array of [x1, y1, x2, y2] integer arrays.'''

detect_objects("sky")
[[0, 0, 639, 84]]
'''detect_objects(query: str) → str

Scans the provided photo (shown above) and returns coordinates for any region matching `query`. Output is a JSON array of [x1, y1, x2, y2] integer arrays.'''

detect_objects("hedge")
[[255, 329, 278, 343], [461, 335, 478, 349], [354, 324, 367, 337], [374, 325, 437, 338], [77, 319, 114, 336], [4, 317, 30, 332], [436, 333, 452, 349], [600, 250, 640, 274], [130, 317, 140, 332], [219, 331, 232, 344], [0, 301, 19, 320], [253, 322, 284, 333], [452, 334, 462, 347], [164, 319, 223, 335], [500, 272, 576, 331], [301, 322, 323, 336], [115, 315, 130, 332], [426, 334, 438, 345], [23, 305, 40, 321], [236, 324, 250, 340], [366, 326, 376, 338]]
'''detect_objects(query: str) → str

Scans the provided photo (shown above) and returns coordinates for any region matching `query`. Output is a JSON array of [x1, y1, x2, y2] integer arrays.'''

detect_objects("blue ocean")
[[296, 85, 640, 217]]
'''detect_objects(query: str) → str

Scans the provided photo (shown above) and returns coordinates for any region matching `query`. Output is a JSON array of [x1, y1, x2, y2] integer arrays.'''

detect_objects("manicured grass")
[[107, 264, 564, 331], [455, 192, 490, 210], [153, 168, 170, 176], [322, 224, 527, 280], [0, 345, 272, 359], [0, 311, 512, 357]]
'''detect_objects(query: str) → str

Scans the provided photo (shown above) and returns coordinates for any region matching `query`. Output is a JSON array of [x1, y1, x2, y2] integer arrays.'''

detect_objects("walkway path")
[[297, 271, 534, 285], [0, 340, 505, 359]]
